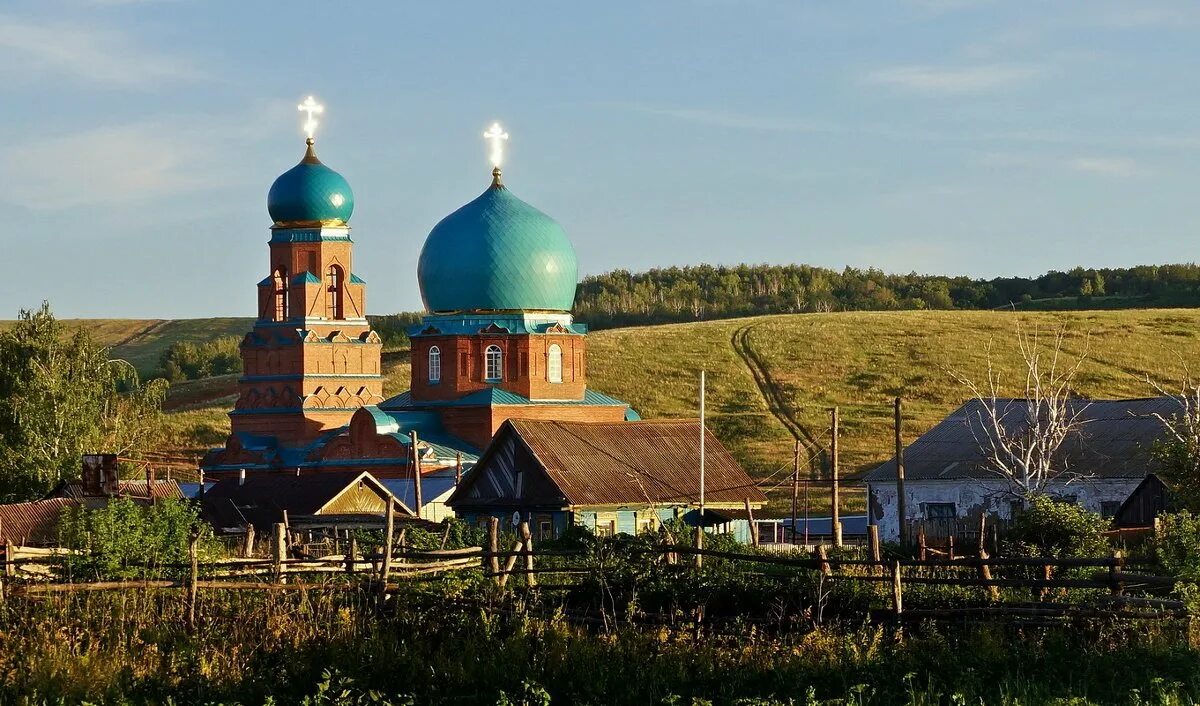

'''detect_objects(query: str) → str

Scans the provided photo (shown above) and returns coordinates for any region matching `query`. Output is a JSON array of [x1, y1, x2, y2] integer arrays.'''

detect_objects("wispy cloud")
[[0, 104, 284, 210], [0, 13, 204, 87], [863, 63, 1045, 93], [620, 104, 839, 133], [1067, 157, 1149, 178], [979, 152, 1151, 178]]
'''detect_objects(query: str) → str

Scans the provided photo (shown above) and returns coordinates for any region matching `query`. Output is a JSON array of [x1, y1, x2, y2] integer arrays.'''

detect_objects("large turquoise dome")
[[418, 174, 578, 313], [267, 140, 354, 226]]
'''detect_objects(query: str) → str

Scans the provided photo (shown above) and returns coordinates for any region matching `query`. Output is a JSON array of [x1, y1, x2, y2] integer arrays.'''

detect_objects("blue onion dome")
[[418, 168, 579, 313], [267, 139, 355, 227]]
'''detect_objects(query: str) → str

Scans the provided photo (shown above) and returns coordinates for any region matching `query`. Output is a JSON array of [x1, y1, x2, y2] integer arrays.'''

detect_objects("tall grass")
[[0, 581, 1197, 705]]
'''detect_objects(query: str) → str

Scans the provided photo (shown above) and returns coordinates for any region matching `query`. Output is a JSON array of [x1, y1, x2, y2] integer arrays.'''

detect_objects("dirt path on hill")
[[730, 324, 825, 474], [113, 319, 172, 348]]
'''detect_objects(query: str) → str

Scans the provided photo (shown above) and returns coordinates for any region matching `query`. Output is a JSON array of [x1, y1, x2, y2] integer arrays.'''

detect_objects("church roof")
[[417, 180, 578, 313], [267, 140, 354, 227], [379, 387, 630, 410]]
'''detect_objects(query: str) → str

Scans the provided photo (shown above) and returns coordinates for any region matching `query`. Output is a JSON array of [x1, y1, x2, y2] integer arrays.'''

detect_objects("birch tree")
[[1146, 371, 1200, 512], [951, 323, 1091, 499], [0, 303, 167, 501]]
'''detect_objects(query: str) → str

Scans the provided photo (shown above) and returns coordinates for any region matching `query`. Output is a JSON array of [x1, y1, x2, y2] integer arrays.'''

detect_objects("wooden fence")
[[0, 516, 1187, 627]]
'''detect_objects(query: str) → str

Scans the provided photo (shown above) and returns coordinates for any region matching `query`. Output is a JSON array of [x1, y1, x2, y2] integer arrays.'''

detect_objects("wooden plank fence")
[[0, 528, 1186, 625]]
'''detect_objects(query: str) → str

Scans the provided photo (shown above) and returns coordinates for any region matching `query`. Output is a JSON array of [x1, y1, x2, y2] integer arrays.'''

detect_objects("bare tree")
[[1146, 369, 1200, 511], [951, 323, 1091, 499]]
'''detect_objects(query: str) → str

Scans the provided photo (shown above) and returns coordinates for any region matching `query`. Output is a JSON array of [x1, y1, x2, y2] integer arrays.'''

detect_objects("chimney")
[[238, 469, 246, 486]]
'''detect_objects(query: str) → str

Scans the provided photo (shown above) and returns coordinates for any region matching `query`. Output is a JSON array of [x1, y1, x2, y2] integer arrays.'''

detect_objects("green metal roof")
[[267, 142, 354, 226], [417, 181, 578, 313]]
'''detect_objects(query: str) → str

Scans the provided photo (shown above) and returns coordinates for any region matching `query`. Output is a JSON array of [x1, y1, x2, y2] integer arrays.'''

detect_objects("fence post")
[[346, 536, 358, 576], [186, 528, 200, 632], [947, 534, 955, 561], [1111, 550, 1125, 596], [242, 524, 255, 558], [891, 560, 903, 617], [830, 407, 842, 548], [868, 525, 881, 565], [977, 547, 999, 602], [1039, 564, 1053, 602], [917, 526, 927, 561], [694, 526, 704, 568], [519, 521, 536, 588], [3, 540, 13, 578], [816, 544, 831, 576], [272, 523, 286, 584], [380, 501, 395, 592], [487, 517, 501, 584]]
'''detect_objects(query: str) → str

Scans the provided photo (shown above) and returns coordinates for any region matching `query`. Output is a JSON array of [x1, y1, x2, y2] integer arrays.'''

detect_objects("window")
[[537, 518, 554, 541], [1100, 501, 1121, 519], [923, 503, 956, 521], [272, 268, 288, 321], [547, 344, 563, 383], [325, 265, 345, 320], [595, 520, 616, 537], [485, 345, 503, 382], [427, 346, 442, 383]]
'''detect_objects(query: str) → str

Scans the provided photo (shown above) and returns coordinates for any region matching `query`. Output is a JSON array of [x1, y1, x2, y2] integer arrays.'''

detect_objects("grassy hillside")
[[0, 318, 255, 377], [45, 309, 1200, 508]]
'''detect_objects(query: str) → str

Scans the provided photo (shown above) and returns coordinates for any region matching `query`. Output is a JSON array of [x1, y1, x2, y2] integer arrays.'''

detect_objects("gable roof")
[[863, 397, 1176, 483], [451, 419, 765, 507], [201, 470, 410, 531]]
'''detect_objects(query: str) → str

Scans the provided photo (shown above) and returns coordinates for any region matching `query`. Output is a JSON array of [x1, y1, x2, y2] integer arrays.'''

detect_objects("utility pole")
[[410, 431, 424, 519], [696, 371, 706, 565], [895, 397, 908, 548], [831, 407, 841, 547], [790, 439, 800, 546]]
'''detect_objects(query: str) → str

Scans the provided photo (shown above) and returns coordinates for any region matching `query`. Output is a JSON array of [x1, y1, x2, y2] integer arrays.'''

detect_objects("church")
[[201, 102, 639, 515]]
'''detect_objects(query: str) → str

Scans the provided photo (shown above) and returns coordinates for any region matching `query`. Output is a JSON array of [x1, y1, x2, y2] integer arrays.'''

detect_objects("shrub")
[[56, 497, 217, 579], [158, 336, 241, 382], [1003, 495, 1109, 558]]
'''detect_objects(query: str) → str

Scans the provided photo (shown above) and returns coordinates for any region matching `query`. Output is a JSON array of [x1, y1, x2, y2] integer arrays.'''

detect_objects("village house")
[[864, 397, 1173, 542], [447, 419, 766, 542], [200, 469, 413, 535]]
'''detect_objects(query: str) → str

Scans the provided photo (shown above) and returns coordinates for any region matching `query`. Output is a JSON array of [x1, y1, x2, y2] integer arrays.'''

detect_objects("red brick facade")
[[229, 227, 383, 446], [410, 330, 587, 402]]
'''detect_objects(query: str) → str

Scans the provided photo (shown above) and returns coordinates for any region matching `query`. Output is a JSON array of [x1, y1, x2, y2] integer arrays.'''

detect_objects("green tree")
[[57, 497, 214, 580], [0, 303, 168, 501]]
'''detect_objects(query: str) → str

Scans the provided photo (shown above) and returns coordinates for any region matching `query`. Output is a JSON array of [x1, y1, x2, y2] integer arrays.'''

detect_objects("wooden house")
[[1113, 473, 1179, 528], [446, 419, 766, 542]]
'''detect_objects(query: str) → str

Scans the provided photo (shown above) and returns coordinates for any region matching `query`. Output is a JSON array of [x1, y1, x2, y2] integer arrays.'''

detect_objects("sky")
[[2, 1, 1199, 319]]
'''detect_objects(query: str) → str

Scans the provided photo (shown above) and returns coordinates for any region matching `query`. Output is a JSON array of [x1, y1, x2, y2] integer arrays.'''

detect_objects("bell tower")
[[229, 97, 383, 445]]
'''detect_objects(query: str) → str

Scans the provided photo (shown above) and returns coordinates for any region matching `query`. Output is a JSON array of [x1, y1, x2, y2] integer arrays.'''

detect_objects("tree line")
[[572, 263, 1200, 328]]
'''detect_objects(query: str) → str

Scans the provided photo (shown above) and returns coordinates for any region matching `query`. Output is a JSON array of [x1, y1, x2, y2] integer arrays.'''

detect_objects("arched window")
[[547, 344, 563, 383], [428, 346, 442, 383], [326, 265, 345, 320], [272, 268, 288, 321], [485, 345, 503, 382]]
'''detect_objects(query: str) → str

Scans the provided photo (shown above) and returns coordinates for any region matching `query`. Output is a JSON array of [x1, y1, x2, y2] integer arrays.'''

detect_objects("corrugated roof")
[[54, 479, 186, 501], [0, 498, 77, 545], [864, 397, 1176, 483], [506, 419, 765, 506]]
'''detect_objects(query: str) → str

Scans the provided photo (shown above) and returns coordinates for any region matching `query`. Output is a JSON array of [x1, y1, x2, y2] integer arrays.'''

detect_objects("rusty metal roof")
[[494, 419, 765, 507], [0, 498, 78, 545], [864, 397, 1176, 483], [53, 479, 186, 501]]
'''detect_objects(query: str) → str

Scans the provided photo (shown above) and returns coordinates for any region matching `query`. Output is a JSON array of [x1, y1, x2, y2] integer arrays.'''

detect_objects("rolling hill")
[[23, 309, 1200, 509]]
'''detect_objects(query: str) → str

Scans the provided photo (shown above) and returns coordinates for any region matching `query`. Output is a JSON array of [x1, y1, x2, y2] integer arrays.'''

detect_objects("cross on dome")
[[483, 122, 509, 168], [298, 96, 325, 141]]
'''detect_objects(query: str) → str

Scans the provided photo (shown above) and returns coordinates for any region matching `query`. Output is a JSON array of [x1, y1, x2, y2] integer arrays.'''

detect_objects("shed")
[[1113, 473, 1179, 528]]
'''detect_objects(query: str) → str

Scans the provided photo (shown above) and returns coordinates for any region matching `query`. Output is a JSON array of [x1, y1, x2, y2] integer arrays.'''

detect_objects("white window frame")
[[547, 344, 563, 383], [427, 346, 441, 383], [485, 345, 503, 382]]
